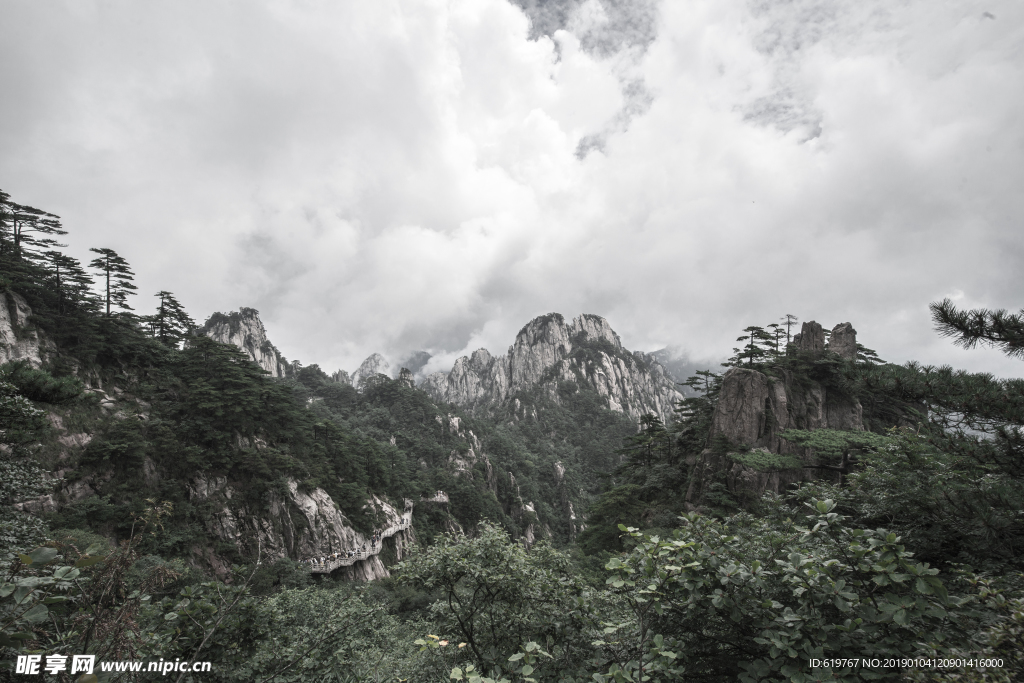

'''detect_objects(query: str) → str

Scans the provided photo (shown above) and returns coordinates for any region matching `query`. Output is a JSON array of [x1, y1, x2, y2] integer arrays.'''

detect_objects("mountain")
[[421, 313, 683, 424], [200, 308, 293, 378]]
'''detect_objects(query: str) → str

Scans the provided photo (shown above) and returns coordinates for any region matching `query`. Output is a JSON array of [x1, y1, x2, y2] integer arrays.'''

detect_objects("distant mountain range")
[[201, 309, 684, 424]]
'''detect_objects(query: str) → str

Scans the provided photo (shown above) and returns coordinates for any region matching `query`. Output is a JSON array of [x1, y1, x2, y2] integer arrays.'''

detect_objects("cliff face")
[[187, 476, 413, 581], [0, 290, 51, 367], [200, 308, 292, 378], [422, 313, 682, 423], [686, 321, 864, 507]]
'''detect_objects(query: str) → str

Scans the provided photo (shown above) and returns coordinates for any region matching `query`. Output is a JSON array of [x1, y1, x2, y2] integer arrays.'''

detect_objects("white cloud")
[[1, 0, 1021, 378]]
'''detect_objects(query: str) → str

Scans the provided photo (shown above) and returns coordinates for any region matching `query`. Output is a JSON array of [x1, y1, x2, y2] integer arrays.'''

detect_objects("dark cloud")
[[0, 0, 1021, 379]]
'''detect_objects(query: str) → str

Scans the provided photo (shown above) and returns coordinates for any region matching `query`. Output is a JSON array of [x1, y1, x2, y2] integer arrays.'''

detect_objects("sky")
[[2, 0, 1022, 379]]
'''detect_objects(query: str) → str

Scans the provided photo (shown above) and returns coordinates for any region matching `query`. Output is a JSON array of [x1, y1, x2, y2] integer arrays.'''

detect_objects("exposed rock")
[[420, 313, 683, 423], [553, 460, 581, 541], [421, 490, 450, 503], [828, 323, 858, 360], [398, 368, 415, 388], [792, 321, 826, 353], [707, 368, 775, 448], [12, 494, 57, 514], [200, 308, 292, 378], [187, 476, 412, 581], [0, 290, 52, 367], [331, 370, 352, 385], [352, 353, 392, 386], [686, 359, 865, 508]]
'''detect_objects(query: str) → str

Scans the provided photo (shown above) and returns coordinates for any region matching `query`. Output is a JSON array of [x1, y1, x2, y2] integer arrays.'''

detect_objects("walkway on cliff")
[[306, 513, 412, 574]]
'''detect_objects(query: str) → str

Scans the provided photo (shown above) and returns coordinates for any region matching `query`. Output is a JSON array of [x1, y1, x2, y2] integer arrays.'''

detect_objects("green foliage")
[[931, 298, 1024, 359], [145, 290, 196, 348], [726, 448, 802, 472], [88, 246, 138, 316], [0, 361, 83, 405], [779, 429, 892, 462], [725, 325, 776, 368], [0, 191, 66, 260], [795, 428, 1024, 569], [0, 380, 49, 450], [602, 500, 975, 682], [396, 522, 595, 678]]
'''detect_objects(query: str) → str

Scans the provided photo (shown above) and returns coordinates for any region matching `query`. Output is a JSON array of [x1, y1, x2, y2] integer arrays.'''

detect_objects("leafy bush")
[[600, 500, 979, 682]]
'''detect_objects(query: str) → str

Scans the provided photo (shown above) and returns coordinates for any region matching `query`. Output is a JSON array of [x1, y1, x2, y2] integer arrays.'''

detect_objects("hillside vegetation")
[[2, 188, 1023, 681]]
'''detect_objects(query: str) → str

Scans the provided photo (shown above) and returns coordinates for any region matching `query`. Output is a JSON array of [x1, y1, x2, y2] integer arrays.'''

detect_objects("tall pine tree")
[[147, 291, 196, 348], [88, 248, 137, 316], [0, 190, 67, 259]]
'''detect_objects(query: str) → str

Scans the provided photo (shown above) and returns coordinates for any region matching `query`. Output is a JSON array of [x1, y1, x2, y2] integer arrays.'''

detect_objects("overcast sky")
[[2, 0, 1022, 379]]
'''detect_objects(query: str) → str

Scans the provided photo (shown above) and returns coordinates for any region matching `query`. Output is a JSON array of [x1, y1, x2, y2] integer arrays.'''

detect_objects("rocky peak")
[[421, 313, 682, 423], [792, 321, 826, 353], [828, 322, 857, 360], [201, 308, 292, 378], [352, 353, 392, 386]]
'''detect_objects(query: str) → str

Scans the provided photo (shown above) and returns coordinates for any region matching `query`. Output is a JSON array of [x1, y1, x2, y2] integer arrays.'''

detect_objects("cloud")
[[1, 0, 1021, 378]]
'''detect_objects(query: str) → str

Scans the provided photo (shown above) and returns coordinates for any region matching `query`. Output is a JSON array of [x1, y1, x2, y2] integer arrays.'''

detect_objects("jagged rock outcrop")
[[187, 476, 412, 581], [792, 321, 826, 353], [352, 353, 392, 386], [421, 313, 682, 423], [0, 290, 51, 367], [200, 308, 291, 378], [687, 321, 865, 508], [331, 370, 352, 385], [828, 322, 858, 360]]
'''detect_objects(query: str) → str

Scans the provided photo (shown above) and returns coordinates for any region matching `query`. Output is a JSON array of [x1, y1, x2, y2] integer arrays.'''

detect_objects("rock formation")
[[792, 321, 826, 353], [421, 313, 683, 423], [187, 476, 412, 581], [828, 322, 858, 360], [0, 290, 51, 367], [352, 353, 392, 385], [687, 321, 865, 508], [200, 308, 292, 377]]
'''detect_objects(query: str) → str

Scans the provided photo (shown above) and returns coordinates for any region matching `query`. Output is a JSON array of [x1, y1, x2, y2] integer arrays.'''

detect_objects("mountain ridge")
[[201, 308, 684, 424]]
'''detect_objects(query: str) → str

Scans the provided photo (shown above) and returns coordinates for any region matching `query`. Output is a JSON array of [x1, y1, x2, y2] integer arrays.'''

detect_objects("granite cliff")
[[686, 321, 865, 507], [422, 313, 682, 424], [0, 289, 51, 367], [187, 477, 414, 581], [200, 308, 293, 378]]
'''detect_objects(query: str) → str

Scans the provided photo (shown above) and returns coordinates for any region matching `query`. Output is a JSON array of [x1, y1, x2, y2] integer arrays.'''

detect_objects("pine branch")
[[931, 298, 1024, 359]]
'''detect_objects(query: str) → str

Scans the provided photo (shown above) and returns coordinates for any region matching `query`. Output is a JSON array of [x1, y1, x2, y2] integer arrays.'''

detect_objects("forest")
[[2, 186, 1023, 682]]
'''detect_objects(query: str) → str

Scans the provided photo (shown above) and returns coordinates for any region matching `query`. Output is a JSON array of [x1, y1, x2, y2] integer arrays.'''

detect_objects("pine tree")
[[767, 322, 783, 353], [0, 190, 67, 259], [781, 313, 799, 343], [147, 291, 196, 348], [40, 250, 97, 316], [88, 248, 138, 316], [726, 326, 775, 367]]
